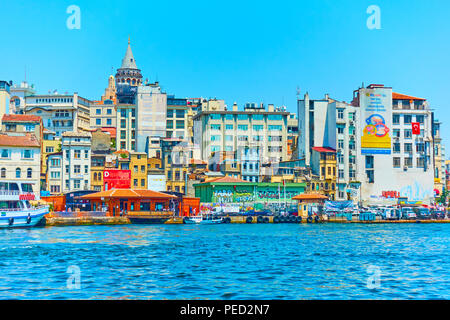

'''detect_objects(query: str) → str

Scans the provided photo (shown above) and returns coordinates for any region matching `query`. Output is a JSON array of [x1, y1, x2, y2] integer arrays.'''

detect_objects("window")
[[84, 165, 88, 174], [73, 150, 80, 159], [210, 124, 221, 130], [404, 157, 413, 167], [393, 115, 400, 125], [393, 129, 400, 138], [120, 119, 126, 128], [365, 156, 374, 169], [16, 168, 21, 178], [416, 115, 424, 123], [96, 109, 101, 115], [268, 125, 282, 131], [46, 146, 54, 153], [106, 119, 112, 125], [141, 179, 145, 187], [337, 125, 344, 134], [22, 150, 32, 159], [337, 109, 344, 119], [225, 135, 233, 142], [106, 109, 112, 115], [27, 168, 32, 178], [416, 143, 425, 152], [0, 168, 5, 178], [65, 165, 69, 174], [404, 115, 412, 124], [211, 135, 221, 141], [393, 143, 401, 153], [338, 169, 344, 179], [417, 157, 425, 168], [66, 180, 70, 190], [176, 110, 185, 118], [338, 140, 344, 149], [268, 115, 282, 121], [210, 114, 221, 120], [253, 125, 263, 131], [252, 114, 264, 121], [96, 119, 101, 125], [25, 125, 35, 132], [1, 149, 9, 158], [237, 114, 248, 120], [225, 114, 234, 120], [238, 125, 248, 131], [134, 179, 138, 187], [404, 143, 412, 153], [176, 120, 185, 129], [74, 165, 81, 173], [226, 124, 234, 130], [167, 109, 173, 118], [74, 180, 81, 189], [393, 157, 401, 168], [404, 129, 412, 139]]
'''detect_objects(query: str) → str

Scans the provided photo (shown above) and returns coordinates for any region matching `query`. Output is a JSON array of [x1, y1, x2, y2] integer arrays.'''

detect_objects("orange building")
[[80, 189, 176, 217]]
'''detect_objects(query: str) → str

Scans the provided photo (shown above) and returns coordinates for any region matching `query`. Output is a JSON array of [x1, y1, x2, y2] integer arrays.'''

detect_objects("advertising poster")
[[360, 88, 392, 154], [103, 169, 131, 190]]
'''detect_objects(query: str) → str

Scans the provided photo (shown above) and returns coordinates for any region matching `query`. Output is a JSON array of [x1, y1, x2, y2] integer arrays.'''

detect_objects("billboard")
[[147, 174, 166, 191], [360, 88, 392, 154], [103, 169, 131, 190]]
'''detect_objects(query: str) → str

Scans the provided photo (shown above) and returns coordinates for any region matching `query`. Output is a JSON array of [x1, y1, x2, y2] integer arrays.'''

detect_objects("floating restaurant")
[[80, 189, 177, 217]]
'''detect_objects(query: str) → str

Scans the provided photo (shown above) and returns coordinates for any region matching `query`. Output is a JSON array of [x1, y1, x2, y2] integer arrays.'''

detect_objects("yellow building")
[[42, 129, 61, 182], [130, 152, 148, 189], [91, 154, 106, 191], [311, 147, 337, 200]]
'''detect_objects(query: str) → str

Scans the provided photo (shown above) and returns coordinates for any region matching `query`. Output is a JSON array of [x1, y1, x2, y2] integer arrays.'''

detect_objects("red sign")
[[412, 122, 420, 135], [103, 169, 131, 190], [382, 191, 400, 198], [19, 193, 35, 201]]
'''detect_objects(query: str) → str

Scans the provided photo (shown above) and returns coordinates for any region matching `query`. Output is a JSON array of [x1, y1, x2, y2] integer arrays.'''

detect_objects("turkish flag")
[[412, 122, 420, 135]]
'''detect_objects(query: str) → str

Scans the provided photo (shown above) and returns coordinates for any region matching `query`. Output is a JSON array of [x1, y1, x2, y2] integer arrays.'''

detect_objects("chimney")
[[268, 104, 274, 112], [232, 102, 238, 111]]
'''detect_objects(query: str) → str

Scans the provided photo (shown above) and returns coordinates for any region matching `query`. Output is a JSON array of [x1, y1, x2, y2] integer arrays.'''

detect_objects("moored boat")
[[183, 213, 223, 224], [0, 181, 48, 228]]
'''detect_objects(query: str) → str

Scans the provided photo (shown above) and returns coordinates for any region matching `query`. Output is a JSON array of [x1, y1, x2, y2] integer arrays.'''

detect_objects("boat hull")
[[184, 218, 223, 225], [0, 207, 48, 228]]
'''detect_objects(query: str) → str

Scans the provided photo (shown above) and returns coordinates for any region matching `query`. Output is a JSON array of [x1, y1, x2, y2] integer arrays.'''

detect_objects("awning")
[[434, 189, 440, 196]]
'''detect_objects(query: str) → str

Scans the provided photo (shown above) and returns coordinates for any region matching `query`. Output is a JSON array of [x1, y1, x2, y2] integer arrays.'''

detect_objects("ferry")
[[0, 181, 48, 228], [183, 213, 223, 225]]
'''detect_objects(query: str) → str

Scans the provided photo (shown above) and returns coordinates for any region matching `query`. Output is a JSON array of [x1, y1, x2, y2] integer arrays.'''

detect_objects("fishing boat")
[[183, 213, 223, 225], [0, 181, 48, 228]]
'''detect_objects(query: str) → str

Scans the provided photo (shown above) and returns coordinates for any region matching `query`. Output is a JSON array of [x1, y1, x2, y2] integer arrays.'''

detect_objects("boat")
[[183, 213, 223, 224], [0, 181, 48, 228]]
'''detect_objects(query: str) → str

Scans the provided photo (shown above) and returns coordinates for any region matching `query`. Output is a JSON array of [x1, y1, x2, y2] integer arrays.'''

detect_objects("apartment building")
[[0, 80, 11, 126], [9, 81, 35, 114], [90, 102, 116, 129], [193, 103, 290, 164], [61, 131, 92, 193], [24, 93, 91, 137], [432, 118, 446, 195], [0, 132, 41, 197]]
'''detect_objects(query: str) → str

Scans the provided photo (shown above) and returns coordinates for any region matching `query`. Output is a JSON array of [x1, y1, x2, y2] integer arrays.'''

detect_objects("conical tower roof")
[[120, 38, 138, 69]]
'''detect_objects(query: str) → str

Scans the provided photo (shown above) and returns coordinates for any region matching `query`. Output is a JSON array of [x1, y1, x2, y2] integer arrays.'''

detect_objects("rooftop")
[[0, 133, 40, 147], [62, 131, 92, 138], [392, 92, 426, 101], [312, 147, 336, 153], [2, 114, 42, 123]]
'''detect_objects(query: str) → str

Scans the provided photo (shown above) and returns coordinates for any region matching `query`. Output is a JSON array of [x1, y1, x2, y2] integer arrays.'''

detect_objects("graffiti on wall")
[[399, 180, 433, 201]]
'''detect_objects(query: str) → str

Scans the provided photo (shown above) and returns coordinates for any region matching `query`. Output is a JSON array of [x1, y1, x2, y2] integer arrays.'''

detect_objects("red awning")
[[434, 189, 440, 196]]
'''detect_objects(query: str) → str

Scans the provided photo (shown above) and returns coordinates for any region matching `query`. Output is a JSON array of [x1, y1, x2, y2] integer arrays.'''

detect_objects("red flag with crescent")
[[412, 122, 420, 135]]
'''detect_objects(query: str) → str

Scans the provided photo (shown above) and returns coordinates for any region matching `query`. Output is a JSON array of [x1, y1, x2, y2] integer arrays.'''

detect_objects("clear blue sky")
[[1, 0, 449, 151]]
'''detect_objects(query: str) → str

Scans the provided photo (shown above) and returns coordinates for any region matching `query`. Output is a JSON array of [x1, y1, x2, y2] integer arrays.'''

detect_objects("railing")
[[48, 211, 107, 218]]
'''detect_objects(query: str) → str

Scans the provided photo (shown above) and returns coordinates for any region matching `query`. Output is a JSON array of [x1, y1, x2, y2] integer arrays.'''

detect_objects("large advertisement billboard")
[[147, 174, 166, 191], [103, 169, 131, 190], [360, 88, 392, 154]]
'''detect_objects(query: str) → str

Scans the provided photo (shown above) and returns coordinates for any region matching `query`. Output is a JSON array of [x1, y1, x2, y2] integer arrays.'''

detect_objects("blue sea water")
[[0, 223, 449, 299]]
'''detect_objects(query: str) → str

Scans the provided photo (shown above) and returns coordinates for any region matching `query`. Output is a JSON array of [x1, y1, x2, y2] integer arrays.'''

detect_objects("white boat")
[[0, 181, 48, 228], [183, 213, 223, 225]]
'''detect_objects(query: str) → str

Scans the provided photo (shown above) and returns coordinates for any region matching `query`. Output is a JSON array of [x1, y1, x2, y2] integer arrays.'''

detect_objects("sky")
[[1, 0, 449, 152]]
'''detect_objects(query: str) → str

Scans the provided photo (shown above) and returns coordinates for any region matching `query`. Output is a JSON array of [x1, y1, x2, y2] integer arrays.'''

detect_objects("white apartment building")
[[61, 131, 92, 193], [47, 152, 63, 194], [90, 102, 117, 129], [193, 103, 290, 164], [0, 133, 41, 198], [9, 81, 35, 114], [24, 93, 91, 137], [298, 84, 437, 204]]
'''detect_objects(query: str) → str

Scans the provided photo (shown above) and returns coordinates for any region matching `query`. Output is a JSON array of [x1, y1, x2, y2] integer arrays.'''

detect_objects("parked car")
[[382, 208, 400, 220], [416, 208, 431, 219], [401, 207, 417, 220]]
